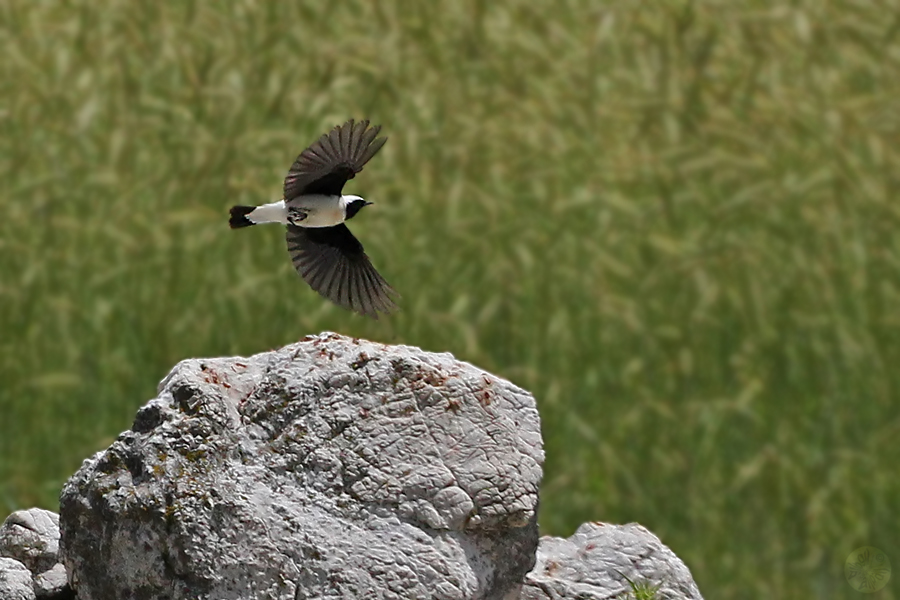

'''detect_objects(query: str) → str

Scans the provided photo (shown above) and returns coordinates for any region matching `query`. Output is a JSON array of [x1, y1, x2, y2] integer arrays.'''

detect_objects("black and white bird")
[[229, 119, 398, 318]]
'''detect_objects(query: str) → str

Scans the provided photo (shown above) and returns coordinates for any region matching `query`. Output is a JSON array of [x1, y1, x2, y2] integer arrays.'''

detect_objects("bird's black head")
[[345, 198, 372, 220]]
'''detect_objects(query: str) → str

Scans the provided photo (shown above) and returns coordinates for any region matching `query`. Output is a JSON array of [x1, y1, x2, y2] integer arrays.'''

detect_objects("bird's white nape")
[[341, 194, 364, 206]]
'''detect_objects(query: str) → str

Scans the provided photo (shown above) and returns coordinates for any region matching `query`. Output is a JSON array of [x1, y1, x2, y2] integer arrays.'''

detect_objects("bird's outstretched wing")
[[284, 119, 387, 199], [286, 224, 398, 318]]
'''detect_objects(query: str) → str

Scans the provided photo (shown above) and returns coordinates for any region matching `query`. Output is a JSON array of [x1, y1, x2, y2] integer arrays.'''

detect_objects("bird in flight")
[[229, 119, 398, 318]]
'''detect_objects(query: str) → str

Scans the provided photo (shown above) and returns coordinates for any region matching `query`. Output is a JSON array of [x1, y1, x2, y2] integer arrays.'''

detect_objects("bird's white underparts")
[[228, 119, 397, 319], [232, 195, 367, 229]]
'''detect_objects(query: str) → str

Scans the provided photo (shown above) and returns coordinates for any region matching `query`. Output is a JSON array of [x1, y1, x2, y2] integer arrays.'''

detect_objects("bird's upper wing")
[[284, 119, 387, 199], [286, 223, 398, 318]]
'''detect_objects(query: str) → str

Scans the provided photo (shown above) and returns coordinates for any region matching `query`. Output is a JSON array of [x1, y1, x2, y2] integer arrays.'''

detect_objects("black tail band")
[[229, 205, 256, 229]]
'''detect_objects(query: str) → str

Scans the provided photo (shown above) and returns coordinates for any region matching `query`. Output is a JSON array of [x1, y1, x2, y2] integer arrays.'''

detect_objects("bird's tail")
[[229, 205, 256, 229]]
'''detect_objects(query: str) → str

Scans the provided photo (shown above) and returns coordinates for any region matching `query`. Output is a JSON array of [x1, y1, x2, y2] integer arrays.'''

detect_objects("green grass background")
[[2, 1, 899, 598]]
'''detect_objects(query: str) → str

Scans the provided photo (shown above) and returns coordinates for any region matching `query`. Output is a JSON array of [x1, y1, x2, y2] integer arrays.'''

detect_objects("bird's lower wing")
[[286, 224, 398, 318]]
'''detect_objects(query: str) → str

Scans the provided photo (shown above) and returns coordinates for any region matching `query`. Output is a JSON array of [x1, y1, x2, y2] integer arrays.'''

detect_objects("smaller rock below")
[[520, 522, 703, 600], [0, 509, 61, 575], [0, 557, 36, 600], [34, 563, 70, 599]]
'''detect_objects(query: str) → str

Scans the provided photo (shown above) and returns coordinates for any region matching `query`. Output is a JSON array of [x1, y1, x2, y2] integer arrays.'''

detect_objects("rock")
[[33, 563, 70, 599], [0, 509, 71, 599], [520, 522, 704, 600], [60, 333, 544, 600], [0, 557, 36, 600], [0, 509, 60, 575]]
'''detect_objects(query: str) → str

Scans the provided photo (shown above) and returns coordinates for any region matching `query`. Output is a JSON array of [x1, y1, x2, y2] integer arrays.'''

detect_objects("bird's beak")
[[364, 201, 374, 206]]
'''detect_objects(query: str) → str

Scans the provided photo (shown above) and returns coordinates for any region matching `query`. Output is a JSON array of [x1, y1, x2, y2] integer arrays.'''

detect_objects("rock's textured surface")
[[59, 333, 544, 600], [33, 563, 69, 599], [520, 522, 704, 600], [0, 508, 70, 599], [0, 557, 36, 600], [0, 509, 60, 575]]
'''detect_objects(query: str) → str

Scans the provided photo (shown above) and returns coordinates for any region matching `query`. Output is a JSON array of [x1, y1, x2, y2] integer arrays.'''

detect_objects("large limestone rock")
[[59, 333, 544, 600], [521, 523, 704, 600]]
